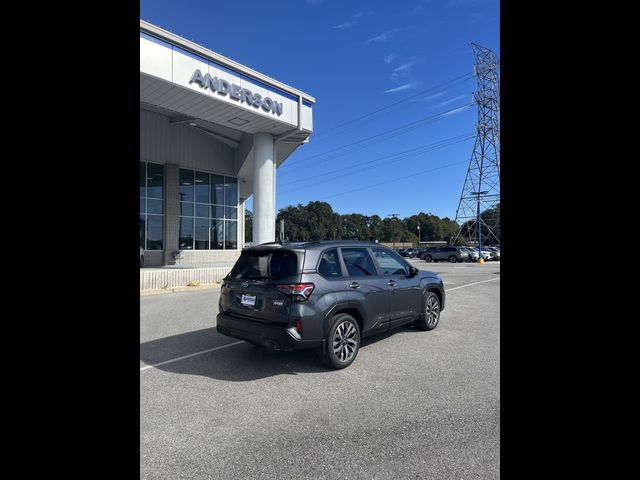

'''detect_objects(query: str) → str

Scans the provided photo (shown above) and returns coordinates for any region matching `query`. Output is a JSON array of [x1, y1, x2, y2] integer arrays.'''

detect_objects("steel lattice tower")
[[453, 43, 500, 247]]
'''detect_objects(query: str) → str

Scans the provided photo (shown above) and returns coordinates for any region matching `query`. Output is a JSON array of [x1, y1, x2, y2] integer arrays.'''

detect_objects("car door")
[[339, 247, 390, 334], [371, 247, 421, 328]]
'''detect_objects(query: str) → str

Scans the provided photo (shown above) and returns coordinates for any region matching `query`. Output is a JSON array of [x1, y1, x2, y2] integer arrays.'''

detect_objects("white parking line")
[[447, 277, 500, 291], [140, 277, 499, 373], [140, 341, 245, 372]]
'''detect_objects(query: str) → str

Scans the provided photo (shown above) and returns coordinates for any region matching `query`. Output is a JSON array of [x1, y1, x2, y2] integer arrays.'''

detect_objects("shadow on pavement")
[[140, 325, 418, 382]]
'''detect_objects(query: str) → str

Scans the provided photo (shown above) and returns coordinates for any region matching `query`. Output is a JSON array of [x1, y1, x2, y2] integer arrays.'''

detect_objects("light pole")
[[417, 225, 421, 248], [471, 191, 488, 263], [387, 214, 399, 250]]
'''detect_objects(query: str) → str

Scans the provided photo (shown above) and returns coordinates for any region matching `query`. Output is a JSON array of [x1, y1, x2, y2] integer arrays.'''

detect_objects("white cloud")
[[384, 81, 422, 93], [409, 90, 449, 103], [441, 105, 472, 116], [383, 53, 399, 63], [393, 60, 418, 73], [363, 28, 402, 44], [431, 94, 469, 109], [333, 11, 365, 29]]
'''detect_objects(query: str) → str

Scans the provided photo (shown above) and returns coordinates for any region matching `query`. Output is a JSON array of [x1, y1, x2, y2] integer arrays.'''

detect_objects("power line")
[[311, 72, 474, 139], [282, 159, 470, 201], [280, 132, 473, 187], [279, 134, 474, 193], [280, 102, 475, 171]]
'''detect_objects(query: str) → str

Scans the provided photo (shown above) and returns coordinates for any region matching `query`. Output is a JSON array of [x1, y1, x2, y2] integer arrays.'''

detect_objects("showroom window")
[[140, 161, 164, 250], [178, 168, 238, 250]]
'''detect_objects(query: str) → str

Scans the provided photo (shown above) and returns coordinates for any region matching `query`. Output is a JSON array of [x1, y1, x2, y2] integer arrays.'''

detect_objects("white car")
[[468, 247, 492, 261]]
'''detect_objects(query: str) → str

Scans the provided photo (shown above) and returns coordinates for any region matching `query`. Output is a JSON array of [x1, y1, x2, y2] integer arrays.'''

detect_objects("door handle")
[[349, 282, 360, 289], [387, 280, 397, 287]]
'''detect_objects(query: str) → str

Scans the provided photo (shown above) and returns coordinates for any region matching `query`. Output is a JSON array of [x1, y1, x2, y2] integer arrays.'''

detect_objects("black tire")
[[425, 256, 432, 263], [415, 291, 441, 331], [448, 256, 457, 263], [318, 313, 361, 369]]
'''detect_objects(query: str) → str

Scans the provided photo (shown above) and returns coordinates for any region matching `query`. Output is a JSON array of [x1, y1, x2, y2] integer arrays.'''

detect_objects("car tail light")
[[276, 283, 315, 301], [295, 319, 303, 334]]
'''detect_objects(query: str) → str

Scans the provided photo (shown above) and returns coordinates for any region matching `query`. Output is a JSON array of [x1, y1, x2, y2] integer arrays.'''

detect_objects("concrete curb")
[[140, 283, 222, 296]]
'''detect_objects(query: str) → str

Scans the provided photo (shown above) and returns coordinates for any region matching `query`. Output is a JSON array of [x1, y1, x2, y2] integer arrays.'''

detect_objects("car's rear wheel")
[[318, 313, 360, 369], [425, 256, 432, 262], [449, 256, 457, 263], [415, 291, 441, 331]]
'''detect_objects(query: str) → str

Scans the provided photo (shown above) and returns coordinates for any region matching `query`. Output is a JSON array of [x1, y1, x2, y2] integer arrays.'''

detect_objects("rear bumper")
[[216, 312, 323, 351]]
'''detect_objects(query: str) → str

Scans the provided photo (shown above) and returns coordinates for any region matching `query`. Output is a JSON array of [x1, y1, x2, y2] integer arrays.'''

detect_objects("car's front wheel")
[[415, 291, 441, 331], [448, 256, 457, 263], [424, 256, 432, 262], [318, 313, 360, 369]]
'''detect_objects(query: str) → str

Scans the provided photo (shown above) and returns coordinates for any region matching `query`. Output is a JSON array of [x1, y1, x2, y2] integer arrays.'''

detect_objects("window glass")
[[146, 215, 163, 250], [147, 199, 163, 215], [194, 203, 209, 218], [318, 249, 342, 277], [179, 169, 194, 202], [194, 218, 209, 250], [211, 219, 224, 250], [178, 169, 239, 251], [139, 162, 146, 198], [211, 175, 225, 205], [211, 205, 225, 219], [225, 220, 237, 249], [229, 250, 298, 280], [225, 207, 237, 220], [180, 202, 194, 217], [146, 162, 164, 199], [224, 176, 238, 206], [139, 216, 145, 249], [194, 171, 209, 203], [140, 162, 163, 251], [179, 217, 194, 249], [341, 248, 377, 277], [372, 249, 407, 276]]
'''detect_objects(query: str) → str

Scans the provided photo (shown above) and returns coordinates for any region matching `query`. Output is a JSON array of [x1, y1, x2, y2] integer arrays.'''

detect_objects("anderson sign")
[[189, 69, 283, 116]]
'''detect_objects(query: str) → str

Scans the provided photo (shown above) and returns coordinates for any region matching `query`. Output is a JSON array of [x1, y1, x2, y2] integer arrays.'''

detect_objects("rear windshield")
[[228, 250, 299, 281]]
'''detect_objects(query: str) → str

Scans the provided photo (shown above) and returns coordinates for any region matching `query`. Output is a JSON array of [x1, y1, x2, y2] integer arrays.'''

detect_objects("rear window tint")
[[229, 250, 298, 280]]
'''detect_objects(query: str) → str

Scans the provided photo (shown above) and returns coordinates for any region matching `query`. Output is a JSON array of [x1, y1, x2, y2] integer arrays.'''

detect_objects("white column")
[[253, 133, 275, 245]]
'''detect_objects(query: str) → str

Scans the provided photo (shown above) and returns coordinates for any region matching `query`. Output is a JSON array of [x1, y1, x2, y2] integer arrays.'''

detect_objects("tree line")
[[244, 201, 499, 246]]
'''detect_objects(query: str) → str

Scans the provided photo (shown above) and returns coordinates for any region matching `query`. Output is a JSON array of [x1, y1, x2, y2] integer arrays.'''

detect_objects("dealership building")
[[140, 20, 314, 267]]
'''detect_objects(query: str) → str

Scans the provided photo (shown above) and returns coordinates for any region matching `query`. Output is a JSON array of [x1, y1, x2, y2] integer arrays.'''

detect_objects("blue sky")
[[140, 0, 499, 220]]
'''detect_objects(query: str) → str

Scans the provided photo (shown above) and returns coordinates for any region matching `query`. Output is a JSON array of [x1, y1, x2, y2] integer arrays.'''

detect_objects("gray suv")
[[217, 241, 445, 369], [423, 246, 469, 263]]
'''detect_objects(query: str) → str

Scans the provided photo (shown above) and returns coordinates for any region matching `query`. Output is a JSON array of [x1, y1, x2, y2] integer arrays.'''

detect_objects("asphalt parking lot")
[[140, 260, 500, 479]]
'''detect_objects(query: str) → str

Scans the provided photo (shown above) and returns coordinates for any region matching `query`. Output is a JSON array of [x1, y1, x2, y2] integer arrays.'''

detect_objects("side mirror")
[[409, 266, 419, 277]]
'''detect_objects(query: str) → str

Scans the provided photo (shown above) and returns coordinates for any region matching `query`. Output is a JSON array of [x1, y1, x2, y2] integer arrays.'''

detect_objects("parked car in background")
[[468, 247, 492, 261], [459, 247, 479, 262], [487, 246, 500, 260], [216, 241, 445, 369], [419, 247, 438, 260], [424, 246, 470, 263]]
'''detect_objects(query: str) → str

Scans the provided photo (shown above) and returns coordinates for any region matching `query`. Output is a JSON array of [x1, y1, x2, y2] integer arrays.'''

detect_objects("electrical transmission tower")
[[453, 43, 500, 247]]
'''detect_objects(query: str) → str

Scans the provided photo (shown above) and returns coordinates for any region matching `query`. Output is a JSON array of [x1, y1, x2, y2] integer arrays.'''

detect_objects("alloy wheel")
[[332, 321, 358, 362]]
